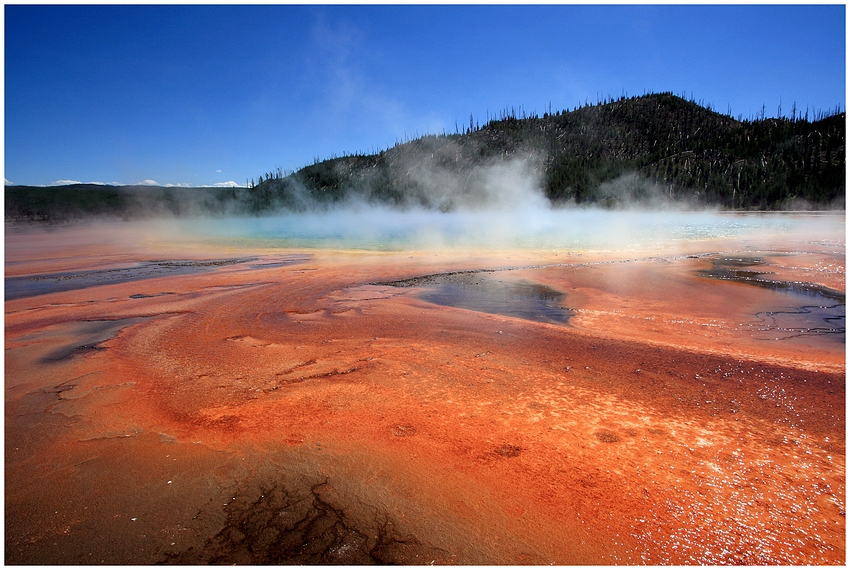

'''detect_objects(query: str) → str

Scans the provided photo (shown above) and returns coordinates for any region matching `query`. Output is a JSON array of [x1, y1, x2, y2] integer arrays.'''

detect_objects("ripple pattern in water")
[[698, 256, 845, 344]]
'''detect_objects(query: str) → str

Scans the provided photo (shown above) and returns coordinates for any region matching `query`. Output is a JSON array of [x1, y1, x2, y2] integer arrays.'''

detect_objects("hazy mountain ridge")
[[6, 93, 845, 222]]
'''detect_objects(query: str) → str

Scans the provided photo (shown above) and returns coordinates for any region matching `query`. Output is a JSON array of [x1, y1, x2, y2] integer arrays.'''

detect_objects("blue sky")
[[5, 4, 846, 188]]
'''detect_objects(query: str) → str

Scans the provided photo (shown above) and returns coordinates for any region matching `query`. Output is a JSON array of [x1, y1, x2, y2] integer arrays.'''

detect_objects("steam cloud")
[[384, 151, 550, 212], [163, 157, 836, 253]]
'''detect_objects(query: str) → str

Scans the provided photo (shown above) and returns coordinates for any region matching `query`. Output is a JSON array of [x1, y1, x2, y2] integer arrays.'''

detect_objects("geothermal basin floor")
[[4, 222, 845, 564]]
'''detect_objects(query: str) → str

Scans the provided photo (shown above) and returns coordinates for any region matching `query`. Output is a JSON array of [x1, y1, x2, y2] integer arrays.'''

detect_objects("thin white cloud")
[[31, 179, 246, 188], [215, 169, 222, 173], [5, 178, 14, 186], [309, 18, 413, 140]]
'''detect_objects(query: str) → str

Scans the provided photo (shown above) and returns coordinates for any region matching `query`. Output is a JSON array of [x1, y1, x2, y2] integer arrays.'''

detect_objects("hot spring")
[[166, 208, 844, 252]]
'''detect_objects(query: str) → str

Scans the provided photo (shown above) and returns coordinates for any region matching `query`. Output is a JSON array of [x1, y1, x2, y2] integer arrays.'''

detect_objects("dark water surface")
[[698, 256, 846, 301], [382, 271, 573, 325]]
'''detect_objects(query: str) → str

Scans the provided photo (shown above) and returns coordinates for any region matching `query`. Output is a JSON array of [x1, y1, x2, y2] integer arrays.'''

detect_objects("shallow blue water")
[[185, 209, 843, 251]]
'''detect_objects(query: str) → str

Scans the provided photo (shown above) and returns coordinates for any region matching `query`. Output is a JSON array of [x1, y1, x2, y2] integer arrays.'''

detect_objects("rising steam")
[[165, 155, 840, 253]]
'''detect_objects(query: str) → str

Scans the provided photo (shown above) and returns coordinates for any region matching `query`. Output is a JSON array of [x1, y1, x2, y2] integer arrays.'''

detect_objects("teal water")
[[182, 209, 845, 252]]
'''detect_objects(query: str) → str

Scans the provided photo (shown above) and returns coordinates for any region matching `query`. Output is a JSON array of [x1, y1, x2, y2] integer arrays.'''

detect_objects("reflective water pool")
[[382, 271, 573, 324]]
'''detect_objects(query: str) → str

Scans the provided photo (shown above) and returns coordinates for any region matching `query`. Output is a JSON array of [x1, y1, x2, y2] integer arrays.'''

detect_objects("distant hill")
[[5, 93, 845, 222], [4, 184, 243, 222], [251, 92, 845, 211]]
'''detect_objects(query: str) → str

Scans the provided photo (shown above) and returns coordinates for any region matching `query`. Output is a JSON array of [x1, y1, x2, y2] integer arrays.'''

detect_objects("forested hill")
[[6, 93, 845, 222], [249, 93, 844, 211]]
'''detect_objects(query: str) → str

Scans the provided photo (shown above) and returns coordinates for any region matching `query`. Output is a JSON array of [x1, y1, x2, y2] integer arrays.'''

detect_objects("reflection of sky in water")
[[185, 210, 843, 251], [754, 303, 845, 345], [418, 274, 573, 325]]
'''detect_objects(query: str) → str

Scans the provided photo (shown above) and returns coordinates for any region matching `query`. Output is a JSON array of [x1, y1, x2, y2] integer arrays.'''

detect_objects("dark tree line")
[[251, 92, 845, 211]]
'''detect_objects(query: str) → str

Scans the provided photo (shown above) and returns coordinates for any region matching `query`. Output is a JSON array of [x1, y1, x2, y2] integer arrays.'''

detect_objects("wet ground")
[[4, 256, 313, 300], [697, 255, 845, 346], [5, 219, 845, 565]]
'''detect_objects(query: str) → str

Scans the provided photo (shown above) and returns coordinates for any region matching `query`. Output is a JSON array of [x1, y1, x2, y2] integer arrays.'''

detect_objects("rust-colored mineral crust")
[[5, 220, 845, 564]]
